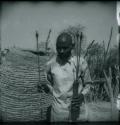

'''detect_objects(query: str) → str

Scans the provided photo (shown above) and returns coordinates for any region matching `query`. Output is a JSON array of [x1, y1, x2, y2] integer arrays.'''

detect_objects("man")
[[45, 32, 91, 122]]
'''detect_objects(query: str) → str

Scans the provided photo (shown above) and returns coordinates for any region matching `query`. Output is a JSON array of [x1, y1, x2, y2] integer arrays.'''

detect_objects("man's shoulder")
[[46, 55, 57, 66]]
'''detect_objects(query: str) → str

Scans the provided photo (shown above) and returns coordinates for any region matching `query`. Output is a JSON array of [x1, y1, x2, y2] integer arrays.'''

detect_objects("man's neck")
[[56, 55, 71, 66]]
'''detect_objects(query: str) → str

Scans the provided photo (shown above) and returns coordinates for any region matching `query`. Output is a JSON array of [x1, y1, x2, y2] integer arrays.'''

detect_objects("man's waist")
[[52, 99, 71, 112]]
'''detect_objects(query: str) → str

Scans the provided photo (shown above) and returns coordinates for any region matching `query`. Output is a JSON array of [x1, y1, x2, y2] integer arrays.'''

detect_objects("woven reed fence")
[[0, 49, 53, 122]]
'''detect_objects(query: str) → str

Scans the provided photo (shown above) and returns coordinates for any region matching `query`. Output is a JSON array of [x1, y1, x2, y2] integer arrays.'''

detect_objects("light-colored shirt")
[[45, 55, 91, 121]]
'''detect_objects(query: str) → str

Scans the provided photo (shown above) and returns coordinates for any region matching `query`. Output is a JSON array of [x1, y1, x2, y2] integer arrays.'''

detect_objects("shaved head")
[[56, 32, 74, 62], [56, 32, 73, 48]]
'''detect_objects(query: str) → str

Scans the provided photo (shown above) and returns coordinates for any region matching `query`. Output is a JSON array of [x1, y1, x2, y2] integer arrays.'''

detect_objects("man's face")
[[56, 42, 72, 60]]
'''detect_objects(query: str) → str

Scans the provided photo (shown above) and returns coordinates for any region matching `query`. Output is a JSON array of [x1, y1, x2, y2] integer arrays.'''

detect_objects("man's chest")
[[51, 62, 75, 80]]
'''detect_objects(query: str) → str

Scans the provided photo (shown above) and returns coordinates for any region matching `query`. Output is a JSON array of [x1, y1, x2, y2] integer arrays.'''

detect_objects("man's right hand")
[[71, 94, 84, 121], [71, 94, 84, 108]]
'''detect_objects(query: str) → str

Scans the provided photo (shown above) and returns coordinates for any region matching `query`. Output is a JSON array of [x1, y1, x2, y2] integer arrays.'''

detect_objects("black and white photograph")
[[0, 1, 119, 123]]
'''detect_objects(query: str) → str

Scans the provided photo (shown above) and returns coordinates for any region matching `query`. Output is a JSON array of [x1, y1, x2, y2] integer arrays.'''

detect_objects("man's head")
[[56, 32, 74, 60]]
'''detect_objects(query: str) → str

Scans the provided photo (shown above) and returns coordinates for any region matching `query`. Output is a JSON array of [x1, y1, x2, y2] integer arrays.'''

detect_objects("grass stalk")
[[103, 68, 114, 120], [84, 40, 95, 58]]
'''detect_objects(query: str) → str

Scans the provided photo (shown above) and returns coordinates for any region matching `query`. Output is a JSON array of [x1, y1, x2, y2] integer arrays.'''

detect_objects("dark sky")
[[1, 1, 118, 51]]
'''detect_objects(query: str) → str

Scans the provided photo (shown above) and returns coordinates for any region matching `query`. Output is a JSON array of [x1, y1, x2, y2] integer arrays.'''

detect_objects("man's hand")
[[37, 84, 50, 93], [71, 94, 84, 107], [47, 71, 54, 86], [71, 94, 84, 121], [41, 84, 50, 93], [81, 84, 90, 95]]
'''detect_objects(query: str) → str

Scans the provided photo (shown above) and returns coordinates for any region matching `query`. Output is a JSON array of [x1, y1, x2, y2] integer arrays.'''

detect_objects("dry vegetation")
[[62, 25, 119, 121]]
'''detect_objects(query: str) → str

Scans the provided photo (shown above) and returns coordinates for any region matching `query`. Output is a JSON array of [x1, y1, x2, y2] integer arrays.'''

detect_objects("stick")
[[35, 31, 43, 92], [45, 29, 51, 53], [102, 40, 106, 64], [84, 40, 95, 58], [71, 32, 83, 122], [105, 27, 113, 62]]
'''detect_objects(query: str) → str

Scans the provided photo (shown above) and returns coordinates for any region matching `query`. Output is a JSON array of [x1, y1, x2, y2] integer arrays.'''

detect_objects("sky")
[[0, 1, 118, 51]]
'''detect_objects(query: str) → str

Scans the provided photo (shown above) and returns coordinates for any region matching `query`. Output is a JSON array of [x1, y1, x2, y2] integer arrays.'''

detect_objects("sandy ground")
[[78, 101, 119, 122]]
